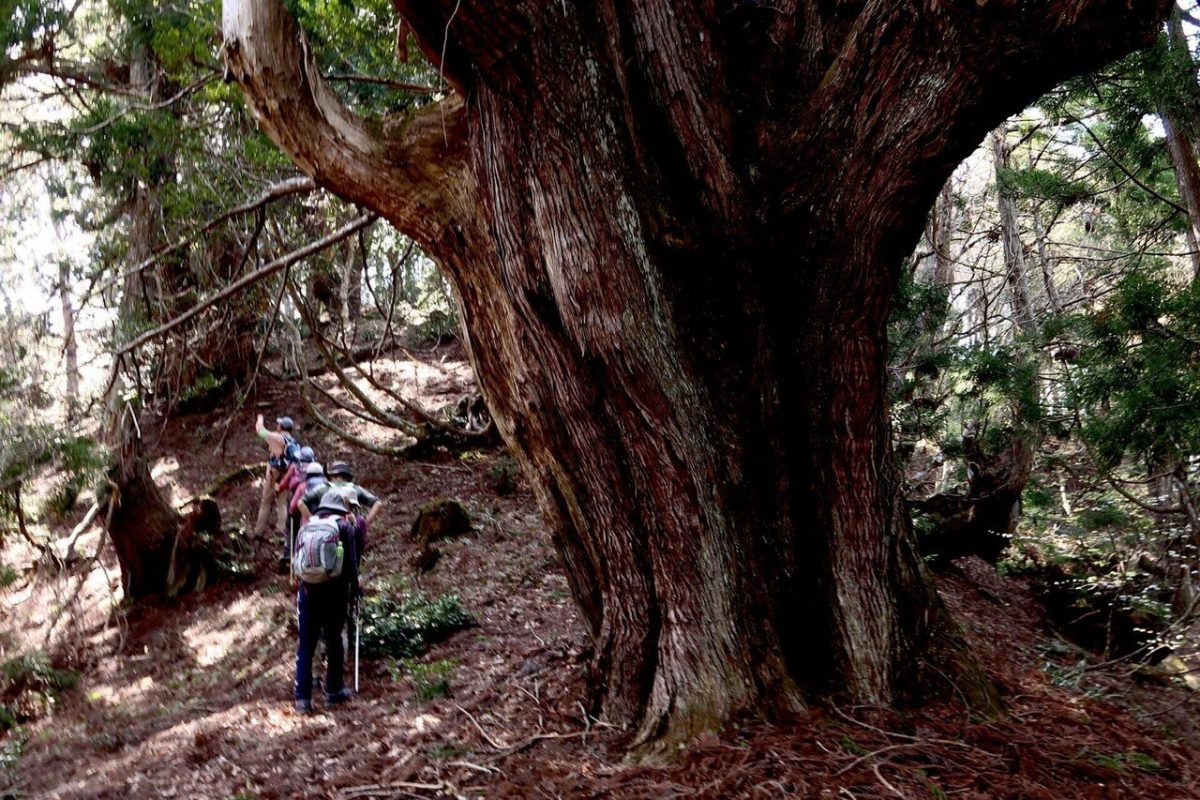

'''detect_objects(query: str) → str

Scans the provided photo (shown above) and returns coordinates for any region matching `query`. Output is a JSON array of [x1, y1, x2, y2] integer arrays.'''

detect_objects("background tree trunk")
[[1161, 113, 1200, 278], [992, 127, 1039, 336], [57, 252, 78, 418], [933, 177, 957, 287], [101, 36, 210, 601]]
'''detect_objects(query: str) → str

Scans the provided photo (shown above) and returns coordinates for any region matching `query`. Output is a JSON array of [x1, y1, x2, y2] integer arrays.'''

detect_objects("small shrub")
[[402, 658, 455, 701], [358, 592, 473, 660], [0, 651, 79, 730], [40, 434, 106, 522], [427, 742, 464, 761], [0, 564, 17, 590], [414, 308, 458, 344]]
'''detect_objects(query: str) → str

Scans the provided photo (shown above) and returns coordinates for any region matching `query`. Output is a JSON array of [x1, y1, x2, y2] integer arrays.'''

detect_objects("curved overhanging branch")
[[220, 0, 468, 247]]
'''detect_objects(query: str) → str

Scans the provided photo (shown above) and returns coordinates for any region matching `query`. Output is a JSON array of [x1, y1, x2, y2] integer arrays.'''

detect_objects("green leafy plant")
[[357, 591, 473, 660], [0, 651, 79, 731], [0, 731, 24, 772], [402, 658, 455, 702]]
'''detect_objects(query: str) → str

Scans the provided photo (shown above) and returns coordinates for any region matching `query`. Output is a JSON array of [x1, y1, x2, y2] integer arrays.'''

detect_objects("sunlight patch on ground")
[[86, 674, 155, 706], [1, 556, 120, 655], [151, 456, 187, 506], [182, 596, 273, 667], [314, 353, 474, 450]]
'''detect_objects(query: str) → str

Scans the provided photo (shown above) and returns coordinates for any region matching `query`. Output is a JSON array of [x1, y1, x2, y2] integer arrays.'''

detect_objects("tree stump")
[[409, 498, 471, 572]]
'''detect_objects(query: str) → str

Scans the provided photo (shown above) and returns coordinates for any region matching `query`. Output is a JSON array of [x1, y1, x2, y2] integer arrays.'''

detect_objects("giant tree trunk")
[[224, 0, 1170, 747]]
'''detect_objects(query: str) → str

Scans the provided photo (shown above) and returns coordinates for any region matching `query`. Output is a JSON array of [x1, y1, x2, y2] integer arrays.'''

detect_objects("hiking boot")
[[325, 688, 352, 706], [294, 699, 313, 714]]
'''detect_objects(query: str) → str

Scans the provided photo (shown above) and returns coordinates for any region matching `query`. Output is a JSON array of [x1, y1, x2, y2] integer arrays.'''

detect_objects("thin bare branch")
[[115, 213, 375, 357]]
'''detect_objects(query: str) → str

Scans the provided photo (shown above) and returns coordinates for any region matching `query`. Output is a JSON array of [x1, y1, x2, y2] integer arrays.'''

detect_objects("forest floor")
[[3, 345, 1200, 798]]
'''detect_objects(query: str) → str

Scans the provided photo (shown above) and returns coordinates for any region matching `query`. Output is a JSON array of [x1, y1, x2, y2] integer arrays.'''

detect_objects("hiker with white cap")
[[298, 460, 382, 556]]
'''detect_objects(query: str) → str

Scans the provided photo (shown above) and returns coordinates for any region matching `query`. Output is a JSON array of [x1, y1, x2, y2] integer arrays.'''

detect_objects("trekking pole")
[[353, 594, 361, 693], [289, 514, 297, 588]]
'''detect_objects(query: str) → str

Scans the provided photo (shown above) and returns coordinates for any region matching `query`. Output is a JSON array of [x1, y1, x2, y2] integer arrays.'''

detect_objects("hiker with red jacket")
[[276, 447, 317, 564], [292, 491, 358, 714], [288, 459, 327, 517]]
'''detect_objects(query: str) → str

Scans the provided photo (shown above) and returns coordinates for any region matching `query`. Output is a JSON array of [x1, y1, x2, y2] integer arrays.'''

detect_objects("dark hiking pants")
[[294, 582, 348, 701]]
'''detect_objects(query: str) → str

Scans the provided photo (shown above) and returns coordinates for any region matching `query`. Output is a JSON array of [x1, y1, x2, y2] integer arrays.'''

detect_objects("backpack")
[[269, 434, 302, 470], [283, 434, 302, 465], [291, 516, 344, 584]]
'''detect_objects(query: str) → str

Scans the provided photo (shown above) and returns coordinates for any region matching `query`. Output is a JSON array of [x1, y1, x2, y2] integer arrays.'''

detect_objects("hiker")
[[292, 491, 358, 714], [299, 460, 382, 555], [253, 415, 300, 540], [276, 446, 316, 565], [291, 459, 327, 516]]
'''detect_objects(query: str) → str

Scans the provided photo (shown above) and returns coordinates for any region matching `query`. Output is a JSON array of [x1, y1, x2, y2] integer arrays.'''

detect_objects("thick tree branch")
[[221, 0, 468, 247], [283, 319, 415, 457], [286, 280, 457, 439], [324, 74, 438, 93], [776, 0, 1172, 235]]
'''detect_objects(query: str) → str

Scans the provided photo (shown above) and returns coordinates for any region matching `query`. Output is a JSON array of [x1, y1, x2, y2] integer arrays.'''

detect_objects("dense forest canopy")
[[6, 0, 1200, 795]]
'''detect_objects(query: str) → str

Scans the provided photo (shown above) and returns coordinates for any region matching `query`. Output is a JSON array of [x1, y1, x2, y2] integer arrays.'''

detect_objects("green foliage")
[[358, 591, 473, 660], [0, 731, 23, 772], [399, 657, 455, 702], [0, 651, 78, 731], [1067, 266, 1200, 467], [1081, 748, 1165, 775], [1076, 502, 1130, 531], [41, 434, 105, 520], [412, 308, 458, 344], [839, 734, 867, 756], [997, 166, 1092, 209], [284, 0, 437, 113], [0, 0, 73, 77], [427, 742, 464, 761]]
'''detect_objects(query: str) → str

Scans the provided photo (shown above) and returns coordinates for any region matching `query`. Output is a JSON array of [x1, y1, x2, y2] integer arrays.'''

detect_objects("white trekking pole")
[[354, 596, 361, 692], [289, 515, 296, 588]]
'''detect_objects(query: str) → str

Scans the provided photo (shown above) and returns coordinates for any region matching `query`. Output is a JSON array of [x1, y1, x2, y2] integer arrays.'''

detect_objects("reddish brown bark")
[[223, 0, 1171, 746]]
